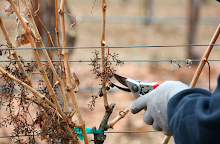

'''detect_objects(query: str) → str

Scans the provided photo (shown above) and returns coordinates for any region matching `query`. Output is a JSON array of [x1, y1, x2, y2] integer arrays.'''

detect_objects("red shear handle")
[[154, 82, 160, 89]]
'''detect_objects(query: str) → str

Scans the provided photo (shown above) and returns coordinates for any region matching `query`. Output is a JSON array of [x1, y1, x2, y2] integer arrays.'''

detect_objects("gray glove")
[[130, 81, 189, 135]]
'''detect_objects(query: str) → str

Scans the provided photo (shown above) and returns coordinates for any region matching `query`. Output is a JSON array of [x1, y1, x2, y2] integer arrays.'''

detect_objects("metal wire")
[[0, 44, 220, 50], [0, 59, 219, 63], [0, 131, 158, 139], [0, 135, 39, 139], [0, 12, 220, 24], [104, 130, 158, 133]]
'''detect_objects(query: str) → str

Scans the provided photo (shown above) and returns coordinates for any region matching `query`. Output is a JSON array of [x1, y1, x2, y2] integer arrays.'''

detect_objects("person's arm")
[[168, 75, 220, 144], [130, 75, 220, 144]]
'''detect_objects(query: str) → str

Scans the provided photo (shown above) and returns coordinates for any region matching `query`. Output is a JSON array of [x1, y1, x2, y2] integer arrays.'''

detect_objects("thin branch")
[[0, 16, 31, 85], [161, 136, 171, 144], [29, 0, 54, 102], [9, 1, 79, 141], [22, 0, 69, 112], [55, 0, 59, 47], [101, 0, 109, 109], [59, 0, 89, 143], [190, 22, 220, 88], [107, 108, 129, 129], [0, 14, 44, 107], [32, 0, 40, 14], [29, 0, 55, 48], [55, 0, 69, 112], [8, 0, 65, 119], [0, 67, 56, 110]]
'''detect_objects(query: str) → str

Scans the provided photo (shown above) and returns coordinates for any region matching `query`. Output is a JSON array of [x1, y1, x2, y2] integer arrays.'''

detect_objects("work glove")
[[130, 81, 189, 135]]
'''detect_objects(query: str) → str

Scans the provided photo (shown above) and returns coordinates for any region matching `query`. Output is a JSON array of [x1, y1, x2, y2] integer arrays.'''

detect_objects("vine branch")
[[8, 0, 66, 123], [0, 16, 31, 85], [59, 0, 89, 143], [101, 0, 109, 110]]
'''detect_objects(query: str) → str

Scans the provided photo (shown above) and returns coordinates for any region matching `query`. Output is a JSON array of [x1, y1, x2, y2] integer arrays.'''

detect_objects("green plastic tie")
[[75, 128, 104, 140]]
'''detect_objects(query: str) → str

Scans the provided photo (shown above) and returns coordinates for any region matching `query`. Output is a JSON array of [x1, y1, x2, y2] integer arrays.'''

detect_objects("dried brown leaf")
[[70, 68, 80, 93], [4, 0, 18, 16], [15, 13, 37, 47], [4, 4, 14, 16], [41, 135, 47, 141]]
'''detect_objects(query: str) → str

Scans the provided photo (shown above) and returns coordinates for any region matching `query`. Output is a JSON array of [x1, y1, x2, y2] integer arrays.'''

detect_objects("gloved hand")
[[130, 81, 189, 135]]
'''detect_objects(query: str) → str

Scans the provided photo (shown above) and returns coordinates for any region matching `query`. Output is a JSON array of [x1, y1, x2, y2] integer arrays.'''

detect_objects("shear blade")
[[110, 81, 131, 92], [114, 73, 129, 87]]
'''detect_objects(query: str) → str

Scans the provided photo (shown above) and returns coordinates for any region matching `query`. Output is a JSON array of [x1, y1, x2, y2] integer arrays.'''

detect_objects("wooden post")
[[187, 0, 201, 60]]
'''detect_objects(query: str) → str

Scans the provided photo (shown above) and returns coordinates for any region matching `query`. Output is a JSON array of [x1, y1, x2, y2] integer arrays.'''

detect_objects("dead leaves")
[[4, 0, 18, 16], [70, 68, 80, 93], [4, 1, 36, 47], [4, 4, 14, 16], [15, 13, 37, 47]]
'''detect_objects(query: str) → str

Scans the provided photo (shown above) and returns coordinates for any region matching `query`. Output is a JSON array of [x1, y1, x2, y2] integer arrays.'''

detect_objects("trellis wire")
[[1, 43, 220, 50], [0, 131, 158, 139], [0, 59, 219, 63], [0, 36, 219, 143], [0, 12, 219, 25]]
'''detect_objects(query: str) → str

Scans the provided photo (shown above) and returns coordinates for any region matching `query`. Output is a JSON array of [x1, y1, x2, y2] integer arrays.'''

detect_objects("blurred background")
[[0, 0, 220, 143]]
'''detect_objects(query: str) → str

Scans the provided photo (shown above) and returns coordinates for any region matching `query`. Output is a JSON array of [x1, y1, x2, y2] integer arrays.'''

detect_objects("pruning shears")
[[111, 73, 160, 99], [77, 74, 159, 143]]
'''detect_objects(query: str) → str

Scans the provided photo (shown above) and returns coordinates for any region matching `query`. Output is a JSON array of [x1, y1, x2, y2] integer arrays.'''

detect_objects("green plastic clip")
[[75, 128, 104, 140]]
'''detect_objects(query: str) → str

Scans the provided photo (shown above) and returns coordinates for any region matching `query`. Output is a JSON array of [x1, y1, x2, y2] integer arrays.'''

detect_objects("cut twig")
[[162, 22, 220, 144], [107, 108, 129, 129], [101, 0, 109, 110]]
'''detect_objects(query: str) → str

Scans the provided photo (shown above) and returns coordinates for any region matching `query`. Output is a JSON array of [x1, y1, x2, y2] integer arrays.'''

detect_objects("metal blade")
[[114, 73, 129, 87], [110, 81, 131, 92]]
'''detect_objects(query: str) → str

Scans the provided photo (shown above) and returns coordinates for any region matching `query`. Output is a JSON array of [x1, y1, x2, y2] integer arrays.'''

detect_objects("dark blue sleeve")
[[168, 75, 220, 144]]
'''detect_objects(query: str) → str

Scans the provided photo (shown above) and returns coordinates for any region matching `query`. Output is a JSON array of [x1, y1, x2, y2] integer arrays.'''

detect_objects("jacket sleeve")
[[167, 75, 220, 144]]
